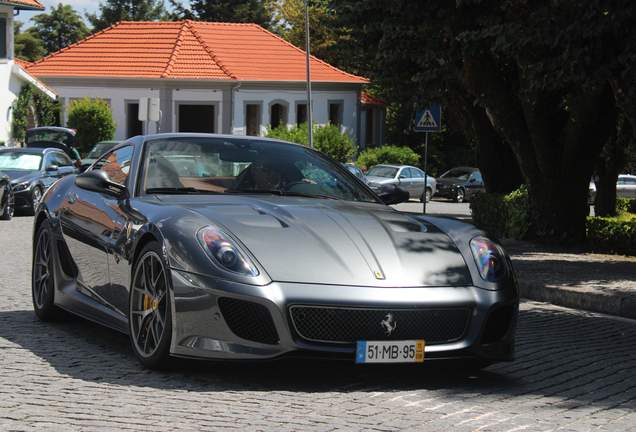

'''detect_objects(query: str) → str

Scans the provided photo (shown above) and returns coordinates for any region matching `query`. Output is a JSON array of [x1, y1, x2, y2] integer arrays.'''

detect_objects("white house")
[[25, 20, 388, 148], [1, 0, 56, 146]]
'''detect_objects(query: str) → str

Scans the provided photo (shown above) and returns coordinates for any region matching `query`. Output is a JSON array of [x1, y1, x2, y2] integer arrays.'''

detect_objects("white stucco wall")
[[1, 6, 15, 145], [47, 83, 362, 144]]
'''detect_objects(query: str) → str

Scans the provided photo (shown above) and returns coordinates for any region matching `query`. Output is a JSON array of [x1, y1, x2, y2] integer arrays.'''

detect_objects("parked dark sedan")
[[32, 133, 518, 370], [0, 147, 78, 215], [0, 171, 14, 220], [80, 141, 121, 172], [435, 167, 485, 203]]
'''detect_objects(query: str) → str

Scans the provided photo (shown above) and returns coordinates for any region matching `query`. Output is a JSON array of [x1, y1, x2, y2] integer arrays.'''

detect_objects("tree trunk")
[[444, 83, 524, 194], [460, 54, 615, 241]]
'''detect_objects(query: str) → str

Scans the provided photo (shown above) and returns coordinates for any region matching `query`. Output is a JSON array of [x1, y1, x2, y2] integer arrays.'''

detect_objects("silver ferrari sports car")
[[32, 134, 518, 369]]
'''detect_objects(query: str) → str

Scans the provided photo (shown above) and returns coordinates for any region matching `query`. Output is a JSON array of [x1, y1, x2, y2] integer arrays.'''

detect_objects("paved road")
[[1, 215, 635, 431]]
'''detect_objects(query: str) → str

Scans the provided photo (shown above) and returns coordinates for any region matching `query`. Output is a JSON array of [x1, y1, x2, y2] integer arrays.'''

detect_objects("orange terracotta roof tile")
[[14, 58, 33, 68], [361, 93, 390, 106], [25, 20, 369, 83], [0, 0, 44, 10]]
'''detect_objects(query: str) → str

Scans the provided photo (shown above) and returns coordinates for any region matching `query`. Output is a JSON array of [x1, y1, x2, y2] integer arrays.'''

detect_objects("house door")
[[179, 105, 215, 133]]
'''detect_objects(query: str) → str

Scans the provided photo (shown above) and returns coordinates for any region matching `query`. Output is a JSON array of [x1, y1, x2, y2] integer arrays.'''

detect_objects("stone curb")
[[518, 279, 636, 320]]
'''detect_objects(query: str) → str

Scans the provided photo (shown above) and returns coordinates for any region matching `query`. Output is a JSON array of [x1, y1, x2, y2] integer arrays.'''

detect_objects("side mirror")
[[469, 178, 476, 183], [378, 184, 410, 205], [45, 165, 59, 172], [398, 175, 406, 179], [75, 169, 127, 198]]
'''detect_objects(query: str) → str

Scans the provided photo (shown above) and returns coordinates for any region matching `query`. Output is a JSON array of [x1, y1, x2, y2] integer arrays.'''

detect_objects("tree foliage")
[[328, 0, 636, 242], [266, 0, 350, 68], [66, 96, 117, 154], [189, 0, 272, 29], [11, 84, 60, 144], [264, 122, 356, 163], [86, 0, 170, 33], [29, 3, 90, 56], [14, 21, 44, 62]]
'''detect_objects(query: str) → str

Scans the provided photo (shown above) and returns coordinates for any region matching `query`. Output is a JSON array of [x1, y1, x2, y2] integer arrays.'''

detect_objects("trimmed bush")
[[469, 192, 508, 238], [66, 96, 117, 154], [264, 122, 356, 163], [586, 216, 636, 255], [356, 145, 420, 168]]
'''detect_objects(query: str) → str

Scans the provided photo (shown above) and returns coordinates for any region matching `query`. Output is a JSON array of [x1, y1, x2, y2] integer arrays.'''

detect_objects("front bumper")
[[170, 270, 519, 363]]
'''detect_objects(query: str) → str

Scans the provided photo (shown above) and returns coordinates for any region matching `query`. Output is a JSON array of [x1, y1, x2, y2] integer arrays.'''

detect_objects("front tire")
[[32, 220, 63, 320], [0, 189, 14, 220], [454, 188, 466, 203], [29, 186, 42, 215], [129, 242, 174, 369]]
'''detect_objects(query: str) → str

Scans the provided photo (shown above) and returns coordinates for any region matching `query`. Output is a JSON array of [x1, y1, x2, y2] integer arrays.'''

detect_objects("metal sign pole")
[[423, 132, 429, 214]]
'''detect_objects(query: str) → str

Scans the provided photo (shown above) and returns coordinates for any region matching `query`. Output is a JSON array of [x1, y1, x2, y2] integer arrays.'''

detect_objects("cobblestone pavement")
[[1, 215, 636, 431]]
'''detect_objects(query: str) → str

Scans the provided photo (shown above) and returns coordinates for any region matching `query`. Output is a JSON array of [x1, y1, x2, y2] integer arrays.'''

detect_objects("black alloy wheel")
[[129, 242, 174, 369], [0, 189, 14, 220], [30, 186, 42, 215], [32, 220, 63, 320]]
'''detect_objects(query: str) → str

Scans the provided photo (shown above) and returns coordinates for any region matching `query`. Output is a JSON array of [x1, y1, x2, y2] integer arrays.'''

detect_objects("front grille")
[[290, 306, 471, 345], [481, 304, 516, 345], [218, 297, 279, 345]]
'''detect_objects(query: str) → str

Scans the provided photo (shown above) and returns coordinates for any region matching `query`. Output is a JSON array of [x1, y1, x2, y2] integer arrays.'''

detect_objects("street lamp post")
[[305, 0, 313, 147]]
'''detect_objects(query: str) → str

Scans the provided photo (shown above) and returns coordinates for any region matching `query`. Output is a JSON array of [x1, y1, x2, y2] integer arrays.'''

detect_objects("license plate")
[[356, 340, 425, 363]]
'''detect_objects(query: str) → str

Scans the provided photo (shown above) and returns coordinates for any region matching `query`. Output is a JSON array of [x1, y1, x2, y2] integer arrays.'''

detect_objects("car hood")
[[436, 178, 463, 186], [5, 170, 39, 184], [365, 175, 395, 184], [159, 196, 472, 287]]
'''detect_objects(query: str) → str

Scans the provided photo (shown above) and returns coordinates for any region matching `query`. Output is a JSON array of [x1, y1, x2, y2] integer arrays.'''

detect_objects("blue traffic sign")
[[414, 105, 442, 132]]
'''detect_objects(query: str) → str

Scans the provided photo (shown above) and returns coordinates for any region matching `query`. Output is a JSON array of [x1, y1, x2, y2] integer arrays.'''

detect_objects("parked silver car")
[[589, 174, 636, 202], [366, 164, 436, 202]]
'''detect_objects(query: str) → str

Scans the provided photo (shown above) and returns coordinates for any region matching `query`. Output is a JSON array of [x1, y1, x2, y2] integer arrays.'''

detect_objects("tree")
[[328, 0, 636, 242], [86, 0, 170, 33], [29, 4, 90, 56], [189, 0, 271, 29], [14, 21, 44, 62], [66, 96, 117, 154], [267, 0, 349, 68]]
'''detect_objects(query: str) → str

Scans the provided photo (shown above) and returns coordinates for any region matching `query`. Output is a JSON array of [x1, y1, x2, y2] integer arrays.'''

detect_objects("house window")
[[179, 104, 215, 133], [270, 103, 287, 128], [246, 104, 260, 136], [296, 104, 307, 125], [0, 17, 6, 59], [127, 103, 143, 138], [329, 102, 343, 126]]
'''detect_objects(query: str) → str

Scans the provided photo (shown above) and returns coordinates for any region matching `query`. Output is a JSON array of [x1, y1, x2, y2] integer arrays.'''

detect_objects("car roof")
[[372, 164, 417, 169], [0, 147, 58, 154]]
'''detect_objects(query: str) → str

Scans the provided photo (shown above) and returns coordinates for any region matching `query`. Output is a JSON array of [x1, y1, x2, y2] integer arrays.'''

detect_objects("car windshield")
[[87, 142, 117, 158], [141, 137, 379, 203], [441, 169, 471, 181], [0, 152, 42, 171], [26, 130, 73, 144], [366, 166, 398, 178]]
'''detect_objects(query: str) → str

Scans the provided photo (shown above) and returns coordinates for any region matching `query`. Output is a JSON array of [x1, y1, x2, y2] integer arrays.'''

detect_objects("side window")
[[53, 152, 72, 167], [93, 146, 134, 185], [472, 172, 482, 182], [44, 152, 56, 168], [410, 168, 423, 179], [400, 168, 411, 179]]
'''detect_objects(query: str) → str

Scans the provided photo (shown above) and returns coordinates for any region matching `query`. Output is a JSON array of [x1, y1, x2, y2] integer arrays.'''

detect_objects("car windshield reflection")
[[141, 137, 379, 203]]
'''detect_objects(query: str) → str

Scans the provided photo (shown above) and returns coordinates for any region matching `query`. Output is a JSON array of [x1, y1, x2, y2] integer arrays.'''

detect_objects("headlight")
[[469, 236, 508, 282], [196, 225, 259, 277], [13, 181, 30, 191]]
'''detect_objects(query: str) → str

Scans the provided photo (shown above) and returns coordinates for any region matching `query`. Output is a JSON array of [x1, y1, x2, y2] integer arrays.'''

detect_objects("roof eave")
[[1, 2, 44, 10]]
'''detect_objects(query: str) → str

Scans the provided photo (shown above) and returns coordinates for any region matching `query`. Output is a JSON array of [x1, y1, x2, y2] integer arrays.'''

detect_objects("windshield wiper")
[[227, 189, 285, 196], [146, 187, 219, 195], [282, 191, 341, 200]]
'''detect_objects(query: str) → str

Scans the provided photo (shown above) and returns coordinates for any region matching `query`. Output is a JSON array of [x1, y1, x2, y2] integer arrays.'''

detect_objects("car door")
[[397, 167, 414, 197], [409, 168, 426, 198], [466, 171, 485, 198], [60, 145, 134, 311], [617, 176, 636, 199]]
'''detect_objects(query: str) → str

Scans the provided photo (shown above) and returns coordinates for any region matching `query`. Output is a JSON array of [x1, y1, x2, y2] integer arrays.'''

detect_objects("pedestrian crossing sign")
[[414, 105, 442, 132]]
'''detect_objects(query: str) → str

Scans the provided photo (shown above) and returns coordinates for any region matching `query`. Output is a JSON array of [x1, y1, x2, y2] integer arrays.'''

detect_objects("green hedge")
[[471, 187, 636, 254]]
